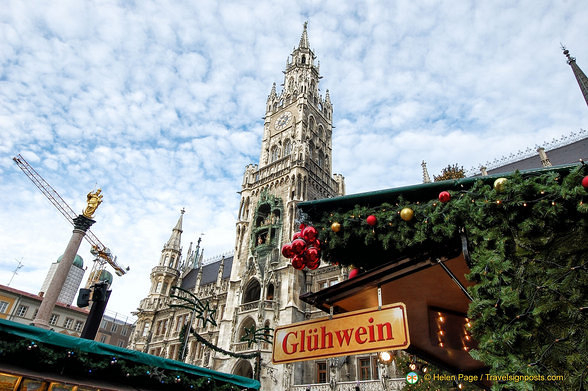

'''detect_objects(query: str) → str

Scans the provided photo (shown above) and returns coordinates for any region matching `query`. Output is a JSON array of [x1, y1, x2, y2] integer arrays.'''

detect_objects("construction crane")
[[13, 154, 129, 288]]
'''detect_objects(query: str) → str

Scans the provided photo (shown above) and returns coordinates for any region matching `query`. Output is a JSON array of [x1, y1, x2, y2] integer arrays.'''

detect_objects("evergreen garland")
[[0, 333, 246, 390], [308, 165, 587, 390]]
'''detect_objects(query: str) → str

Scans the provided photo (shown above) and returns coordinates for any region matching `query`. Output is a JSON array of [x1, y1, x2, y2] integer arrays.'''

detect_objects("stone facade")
[[124, 25, 419, 390]]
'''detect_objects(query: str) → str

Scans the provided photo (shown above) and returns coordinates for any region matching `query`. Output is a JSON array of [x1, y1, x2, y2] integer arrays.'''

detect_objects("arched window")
[[233, 359, 254, 379], [242, 279, 261, 303], [270, 145, 279, 162], [301, 55, 306, 64], [318, 150, 325, 168], [318, 125, 324, 138], [238, 317, 256, 341], [284, 139, 292, 156], [309, 116, 315, 132], [266, 283, 275, 300]]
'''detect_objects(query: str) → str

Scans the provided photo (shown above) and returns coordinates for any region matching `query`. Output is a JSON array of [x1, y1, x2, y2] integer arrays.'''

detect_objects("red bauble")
[[291, 238, 307, 255], [292, 255, 305, 270], [582, 175, 588, 189], [292, 231, 302, 241], [299, 223, 306, 230], [281, 243, 294, 258], [306, 247, 320, 262], [348, 268, 360, 279], [312, 239, 321, 250], [366, 215, 377, 226], [302, 226, 318, 242], [439, 191, 451, 203], [306, 259, 320, 270]]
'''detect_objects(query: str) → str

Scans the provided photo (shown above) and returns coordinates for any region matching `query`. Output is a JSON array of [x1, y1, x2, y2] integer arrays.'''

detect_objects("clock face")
[[275, 111, 292, 130]]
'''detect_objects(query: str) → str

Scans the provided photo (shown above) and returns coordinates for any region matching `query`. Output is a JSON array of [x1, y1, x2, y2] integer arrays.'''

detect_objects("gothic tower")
[[129, 210, 185, 354], [563, 47, 588, 107], [216, 23, 345, 388]]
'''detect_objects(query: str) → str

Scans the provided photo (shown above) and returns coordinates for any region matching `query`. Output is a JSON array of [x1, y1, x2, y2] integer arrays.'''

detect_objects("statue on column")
[[83, 189, 103, 218]]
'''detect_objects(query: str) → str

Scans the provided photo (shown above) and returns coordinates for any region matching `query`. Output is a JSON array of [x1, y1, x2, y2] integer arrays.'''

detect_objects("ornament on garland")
[[438, 191, 451, 203], [331, 221, 341, 232], [493, 177, 508, 192], [366, 215, 377, 226], [348, 267, 360, 279], [582, 175, 588, 189], [282, 224, 322, 270], [400, 207, 414, 221]]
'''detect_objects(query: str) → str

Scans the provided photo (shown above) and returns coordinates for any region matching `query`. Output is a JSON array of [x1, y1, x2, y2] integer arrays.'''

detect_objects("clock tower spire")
[[219, 23, 345, 389]]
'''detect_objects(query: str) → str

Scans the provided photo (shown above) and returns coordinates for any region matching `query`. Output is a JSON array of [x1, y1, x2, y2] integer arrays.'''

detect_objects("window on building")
[[316, 361, 328, 383], [358, 357, 378, 380], [101, 320, 108, 329], [118, 340, 126, 348], [318, 151, 324, 168], [99, 335, 107, 343], [242, 279, 261, 303], [74, 320, 84, 332], [168, 344, 177, 360], [64, 318, 74, 329], [271, 145, 279, 162], [142, 322, 150, 337], [121, 326, 128, 336], [0, 301, 9, 314], [16, 305, 28, 317], [284, 139, 292, 156], [318, 278, 339, 291], [49, 314, 59, 326], [111, 323, 118, 333]]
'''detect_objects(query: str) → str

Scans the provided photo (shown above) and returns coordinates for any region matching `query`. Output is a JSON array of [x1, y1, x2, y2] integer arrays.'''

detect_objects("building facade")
[[125, 25, 412, 390], [0, 284, 133, 348], [38, 253, 85, 306]]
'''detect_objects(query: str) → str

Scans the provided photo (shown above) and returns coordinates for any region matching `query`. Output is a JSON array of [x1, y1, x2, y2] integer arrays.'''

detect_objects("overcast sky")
[[1, 0, 587, 318]]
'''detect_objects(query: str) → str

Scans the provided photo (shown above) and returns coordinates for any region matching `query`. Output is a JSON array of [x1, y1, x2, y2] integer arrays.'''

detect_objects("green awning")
[[298, 163, 581, 216], [0, 319, 260, 390]]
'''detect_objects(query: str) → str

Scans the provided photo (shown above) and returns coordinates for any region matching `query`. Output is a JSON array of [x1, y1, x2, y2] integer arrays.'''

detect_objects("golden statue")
[[83, 189, 103, 218]]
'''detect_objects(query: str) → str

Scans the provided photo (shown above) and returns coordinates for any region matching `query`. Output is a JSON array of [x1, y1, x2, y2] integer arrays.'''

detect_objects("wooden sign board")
[[272, 303, 409, 364]]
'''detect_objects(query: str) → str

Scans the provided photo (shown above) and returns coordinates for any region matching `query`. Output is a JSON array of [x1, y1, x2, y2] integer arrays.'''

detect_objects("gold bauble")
[[400, 207, 414, 221], [493, 177, 508, 192], [331, 222, 341, 232]]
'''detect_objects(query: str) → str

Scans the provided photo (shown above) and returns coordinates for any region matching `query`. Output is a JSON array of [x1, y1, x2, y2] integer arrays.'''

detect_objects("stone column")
[[33, 215, 94, 328]]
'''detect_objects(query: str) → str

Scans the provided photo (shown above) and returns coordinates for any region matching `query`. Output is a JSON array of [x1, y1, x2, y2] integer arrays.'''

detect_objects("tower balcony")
[[238, 300, 277, 314], [150, 266, 180, 278], [232, 341, 272, 353]]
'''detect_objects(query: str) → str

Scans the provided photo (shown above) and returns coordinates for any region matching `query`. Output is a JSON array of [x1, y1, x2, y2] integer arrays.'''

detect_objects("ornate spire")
[[562, 46, 588, 107], [299, 21, 309, 49], [325, 89, 331, 104], [165, 209, 184, 251], [421, 161, 431, 183]]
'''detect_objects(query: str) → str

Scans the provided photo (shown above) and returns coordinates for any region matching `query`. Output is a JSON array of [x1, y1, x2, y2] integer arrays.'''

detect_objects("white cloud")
[[0, 0, 587, 317]]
